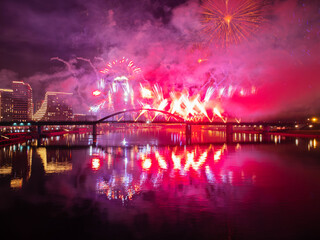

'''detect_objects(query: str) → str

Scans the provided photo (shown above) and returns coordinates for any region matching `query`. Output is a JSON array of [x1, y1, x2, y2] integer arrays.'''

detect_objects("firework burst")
[[201, 0, 268, 47], [90, 57, 143, 113]]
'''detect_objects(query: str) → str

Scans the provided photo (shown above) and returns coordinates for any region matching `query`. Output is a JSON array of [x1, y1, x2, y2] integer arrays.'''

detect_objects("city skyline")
[[0, 80, 77, 122]]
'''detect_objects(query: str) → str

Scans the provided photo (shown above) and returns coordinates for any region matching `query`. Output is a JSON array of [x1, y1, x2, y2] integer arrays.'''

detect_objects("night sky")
[[0, 0, 187, 76], [0, 0, 319, 120]]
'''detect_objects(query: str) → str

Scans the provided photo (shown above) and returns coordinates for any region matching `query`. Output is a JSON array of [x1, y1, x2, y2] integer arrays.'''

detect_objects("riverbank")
[[267, 130, 320, 138], [0, 128, 88, 146]]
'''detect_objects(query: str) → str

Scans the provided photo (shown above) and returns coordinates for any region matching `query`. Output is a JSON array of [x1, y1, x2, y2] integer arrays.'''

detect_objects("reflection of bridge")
[[0, 108, 298, 145]]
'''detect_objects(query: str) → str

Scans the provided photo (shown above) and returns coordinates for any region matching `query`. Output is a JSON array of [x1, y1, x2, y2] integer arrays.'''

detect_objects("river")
[[0, 125, 320, 239]]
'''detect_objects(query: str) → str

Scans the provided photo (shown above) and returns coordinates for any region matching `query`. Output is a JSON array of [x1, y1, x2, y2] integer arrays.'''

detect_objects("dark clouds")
[[0, 0, 188, 76], [0, 0, 319, 119]]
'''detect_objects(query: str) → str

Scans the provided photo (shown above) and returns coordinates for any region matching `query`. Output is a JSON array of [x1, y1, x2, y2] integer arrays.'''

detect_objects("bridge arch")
[[97, 108, 185, 123]]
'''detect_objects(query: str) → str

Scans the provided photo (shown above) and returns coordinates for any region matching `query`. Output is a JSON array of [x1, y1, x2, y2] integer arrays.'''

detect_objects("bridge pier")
[[226, 123, 234, 144], [262, 125, 271, 142], [185, 123, 192, 145], [92, 124, 97, 146], [37, 125, 42, 136], [263, 125, 271, 133], [37, 125, 42, 147]]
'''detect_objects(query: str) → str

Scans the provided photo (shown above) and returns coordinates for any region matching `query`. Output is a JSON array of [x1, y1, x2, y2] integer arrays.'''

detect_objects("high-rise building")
[[33, 92, 73, 121], [12, 81, 33, 122], [35, 101, 42, 113], [0, 89, 13, 121]]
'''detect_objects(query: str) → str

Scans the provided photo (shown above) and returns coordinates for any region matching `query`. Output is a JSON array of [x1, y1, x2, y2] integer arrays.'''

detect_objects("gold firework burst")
[[201, 0, 267, 47]]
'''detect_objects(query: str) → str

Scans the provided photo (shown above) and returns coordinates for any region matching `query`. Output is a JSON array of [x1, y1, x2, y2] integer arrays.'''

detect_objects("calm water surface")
[[0, 126, 320, 239]]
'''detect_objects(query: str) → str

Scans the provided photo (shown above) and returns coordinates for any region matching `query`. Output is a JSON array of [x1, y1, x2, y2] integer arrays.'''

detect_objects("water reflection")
[[94, 126, 270, 146], [0, 144, 72, 189], [36, 147, 72, 173], [0, 134, 320, 192], [1, 132, 320, 239], [89, 144, 261, 203], [0, 144, 32, 189]]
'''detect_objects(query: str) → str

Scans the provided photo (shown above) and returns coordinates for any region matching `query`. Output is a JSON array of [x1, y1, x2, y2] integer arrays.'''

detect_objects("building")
[[0, 89, 13, 121], [12, 81, 33, 122], [35, 101, 42, 113], [33, 92, 73, 121], [46, 92, 73, 121]]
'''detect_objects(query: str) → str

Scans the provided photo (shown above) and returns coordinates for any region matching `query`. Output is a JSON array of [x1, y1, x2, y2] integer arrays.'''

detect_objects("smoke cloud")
[[0, 0, 319, 120]]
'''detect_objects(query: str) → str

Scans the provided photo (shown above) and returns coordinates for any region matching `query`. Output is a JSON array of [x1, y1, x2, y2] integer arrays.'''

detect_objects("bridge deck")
[[0, 120, 298, 127], [0, 109, 301, 127]]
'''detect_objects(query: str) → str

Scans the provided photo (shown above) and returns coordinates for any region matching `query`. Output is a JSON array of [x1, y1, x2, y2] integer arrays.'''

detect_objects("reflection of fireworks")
[[140, 145, 229, 173], [96, 174, 141, 202], [90, 144, 262, 204], [201, 0, 267, 47]]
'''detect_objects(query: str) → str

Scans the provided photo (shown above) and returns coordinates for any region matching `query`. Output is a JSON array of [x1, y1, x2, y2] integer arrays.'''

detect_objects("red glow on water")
[[184, 151, 207, 171], [91, 157, 102, 170], [172, 152, 182, 169], [142, 157, 152, 170], [94, 144, 277, 203], [139, 147, 227, 173], [214, 149, 222, 162], [156, 151, 167, 169]]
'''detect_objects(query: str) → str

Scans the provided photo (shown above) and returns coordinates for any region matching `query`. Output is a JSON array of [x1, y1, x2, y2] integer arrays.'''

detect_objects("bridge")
[[0, 108, 302, 145]]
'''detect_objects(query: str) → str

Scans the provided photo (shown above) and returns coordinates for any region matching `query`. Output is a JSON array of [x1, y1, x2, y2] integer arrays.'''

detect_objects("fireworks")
[[92, 90, 101, 96], [100, 57, 141, 76], [201, 0, 267, 47], [90, 57, 143, 113], [136, 84, 228, 122], [213, 107, 226, 122], [91, 78, 250, 122], [89, 57, 254, 122], [140, 83, 153, 99], [169, 92, 211, 121]]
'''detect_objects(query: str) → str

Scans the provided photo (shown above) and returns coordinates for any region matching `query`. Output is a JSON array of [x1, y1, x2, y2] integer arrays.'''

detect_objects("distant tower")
[[12, 81, 33, 122], [0, 88, 13, 121]]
